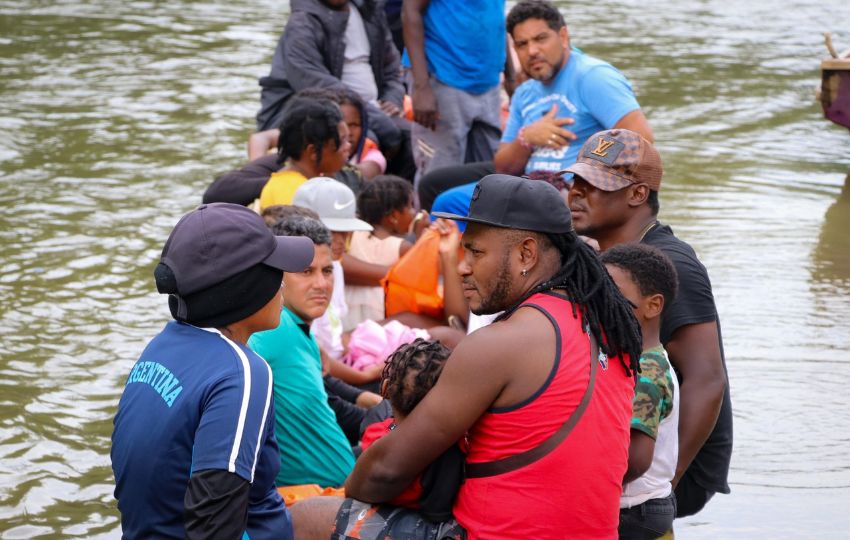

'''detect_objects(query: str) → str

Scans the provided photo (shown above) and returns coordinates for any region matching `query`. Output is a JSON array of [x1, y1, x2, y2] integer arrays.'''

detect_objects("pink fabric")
[[359, 147, 387, 173], [343, 320, 429, 370]]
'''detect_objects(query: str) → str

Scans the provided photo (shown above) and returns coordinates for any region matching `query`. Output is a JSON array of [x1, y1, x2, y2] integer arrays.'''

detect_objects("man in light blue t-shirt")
[[429, 0, 654, 229]]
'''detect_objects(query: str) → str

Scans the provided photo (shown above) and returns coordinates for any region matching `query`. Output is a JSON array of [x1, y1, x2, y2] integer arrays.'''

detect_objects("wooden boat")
[[819, 33, 850, 130]]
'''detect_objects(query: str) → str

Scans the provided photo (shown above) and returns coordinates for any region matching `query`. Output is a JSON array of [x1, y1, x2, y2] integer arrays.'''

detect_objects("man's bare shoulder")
[[454, 306, 555, 363]]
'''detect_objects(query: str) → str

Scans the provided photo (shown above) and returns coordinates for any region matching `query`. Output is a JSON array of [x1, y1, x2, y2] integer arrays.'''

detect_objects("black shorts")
[[332, 499, 466, 540]]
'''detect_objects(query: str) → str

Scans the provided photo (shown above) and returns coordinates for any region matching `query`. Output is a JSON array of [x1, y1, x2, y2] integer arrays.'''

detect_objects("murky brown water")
[[1, 0, 849, 537]]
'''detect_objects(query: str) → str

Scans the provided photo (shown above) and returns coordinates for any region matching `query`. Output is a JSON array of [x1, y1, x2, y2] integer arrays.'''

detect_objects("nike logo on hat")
[[333, 199, 354, 210]]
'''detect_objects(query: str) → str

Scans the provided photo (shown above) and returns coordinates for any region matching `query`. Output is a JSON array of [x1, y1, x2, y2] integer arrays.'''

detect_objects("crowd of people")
[[110, 1, 732, 538]]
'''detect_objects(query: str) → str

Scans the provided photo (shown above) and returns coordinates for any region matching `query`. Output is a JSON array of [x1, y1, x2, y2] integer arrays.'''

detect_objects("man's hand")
[[433, 218, 461, 259], [355, 391, 383, 408], [523, 104, 576, 148], [378, 100, 402, 118], [411, 82, 438, 130]]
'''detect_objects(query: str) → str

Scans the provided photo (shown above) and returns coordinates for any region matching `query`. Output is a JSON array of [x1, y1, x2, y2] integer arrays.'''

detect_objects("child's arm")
[[623, 431, 656, 483], [341, 253, 390, 286], [327, 358, 383, 386], [624, 353, 673, 484]]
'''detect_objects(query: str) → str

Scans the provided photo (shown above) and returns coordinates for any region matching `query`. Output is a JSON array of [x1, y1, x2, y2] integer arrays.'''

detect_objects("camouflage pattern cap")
[[561, 129, 662, 192]]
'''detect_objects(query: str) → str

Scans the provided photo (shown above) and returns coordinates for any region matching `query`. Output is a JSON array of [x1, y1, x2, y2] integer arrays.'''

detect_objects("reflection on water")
[[0, 0, 849, 537], [813, 172, 850, 284]]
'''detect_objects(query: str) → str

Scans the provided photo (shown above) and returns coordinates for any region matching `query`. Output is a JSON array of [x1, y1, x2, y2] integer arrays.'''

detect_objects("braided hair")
[[356, 175, 413, 226], [497, 230, 642, 377], [381, 338, 451, 416], [276, 96, 342, 167]]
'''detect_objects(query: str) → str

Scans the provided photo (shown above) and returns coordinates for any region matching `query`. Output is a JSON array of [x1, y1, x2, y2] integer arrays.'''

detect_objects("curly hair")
[[381, 338, 451, 417], [356, 175, 413, 226], [271, 215, 331, 246], [507, 0, 566, 35], [600, 243, 678, 310], [261, 204, 320, 228], [276, 96, 342, 168]]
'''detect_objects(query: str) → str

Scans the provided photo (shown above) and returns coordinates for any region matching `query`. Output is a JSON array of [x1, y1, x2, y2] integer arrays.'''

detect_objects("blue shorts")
[[332, 499, 466, 540]]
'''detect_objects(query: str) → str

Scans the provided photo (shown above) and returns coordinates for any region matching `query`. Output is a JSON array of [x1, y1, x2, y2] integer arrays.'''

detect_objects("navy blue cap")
[[159, 203, 314, 296], [432, 174, 573, 234]]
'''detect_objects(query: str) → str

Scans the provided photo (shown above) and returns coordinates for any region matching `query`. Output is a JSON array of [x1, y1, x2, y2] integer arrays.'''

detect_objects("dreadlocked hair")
[[276, 96, 342, 167], [497, 230, 642, 377], [381, 338, 451, 416], [356, 175, 413, 226]]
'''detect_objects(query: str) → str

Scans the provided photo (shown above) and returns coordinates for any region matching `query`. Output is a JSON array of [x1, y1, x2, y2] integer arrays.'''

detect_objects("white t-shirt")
[[466, 311, 500, 334], [621, 354, 680, 507], [341, 6, 378, 103], [311, 261, 348, 360]]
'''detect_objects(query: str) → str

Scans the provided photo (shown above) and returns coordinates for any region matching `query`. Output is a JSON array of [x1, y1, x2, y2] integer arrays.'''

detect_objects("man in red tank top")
[[337, 174, 642, 540]]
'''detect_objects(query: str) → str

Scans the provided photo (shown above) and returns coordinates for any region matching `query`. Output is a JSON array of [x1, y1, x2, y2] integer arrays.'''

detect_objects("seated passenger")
[[259, 97, 351, 210], [256, 0, 405, 156], [248, 216, 355, 488], [357, 339, 465, 521], [111, 203, 314, 539], [342, 175, 421, 330], [250, 88, 387, 181]]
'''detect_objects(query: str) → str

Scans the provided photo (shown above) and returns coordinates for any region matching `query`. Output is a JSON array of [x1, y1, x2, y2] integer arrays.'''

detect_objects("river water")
[[1, 0, 848, 538]]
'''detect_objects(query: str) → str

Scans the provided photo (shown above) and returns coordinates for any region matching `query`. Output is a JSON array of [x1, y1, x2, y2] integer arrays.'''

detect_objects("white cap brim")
[[321, 217, 373, 232]]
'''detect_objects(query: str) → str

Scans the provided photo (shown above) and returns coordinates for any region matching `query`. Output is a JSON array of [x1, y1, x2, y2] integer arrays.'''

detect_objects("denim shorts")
[[618, 493, 676, 540], [332, 498, 466, 540]]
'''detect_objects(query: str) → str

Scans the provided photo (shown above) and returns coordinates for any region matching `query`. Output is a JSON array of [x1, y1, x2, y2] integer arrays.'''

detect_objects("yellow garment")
[[259, 169, 308, 209]]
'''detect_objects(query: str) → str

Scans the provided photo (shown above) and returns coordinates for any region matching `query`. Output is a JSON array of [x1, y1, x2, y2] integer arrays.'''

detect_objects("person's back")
[[112, 203, 314, 539], [454, 292, 633, 539], [642, 223, 733, 507], [113, 323, 279, 537]]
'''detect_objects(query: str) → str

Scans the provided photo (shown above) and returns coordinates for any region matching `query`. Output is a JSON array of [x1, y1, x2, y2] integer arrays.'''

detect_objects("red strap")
[[464, 331, 599, 478]]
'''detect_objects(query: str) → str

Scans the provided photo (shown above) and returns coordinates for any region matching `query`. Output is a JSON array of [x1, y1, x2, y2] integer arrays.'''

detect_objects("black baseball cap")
[[160, 202, 314, 296], [432, 174, 573, 234]]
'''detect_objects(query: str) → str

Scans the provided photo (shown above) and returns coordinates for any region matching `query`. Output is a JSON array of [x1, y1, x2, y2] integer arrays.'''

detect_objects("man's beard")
[[471, 256, 514, 316]]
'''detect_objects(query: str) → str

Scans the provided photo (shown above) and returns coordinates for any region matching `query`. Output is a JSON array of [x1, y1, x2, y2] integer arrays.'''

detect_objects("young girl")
[[338, 89, 387, 180], [342, 175, 420, 330], [358, 339, 464, 521], [259, 97, 351, 209]]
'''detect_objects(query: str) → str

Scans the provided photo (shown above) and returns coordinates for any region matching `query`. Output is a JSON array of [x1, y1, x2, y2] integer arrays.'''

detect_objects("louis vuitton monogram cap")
[[561, 129, 663, 192]]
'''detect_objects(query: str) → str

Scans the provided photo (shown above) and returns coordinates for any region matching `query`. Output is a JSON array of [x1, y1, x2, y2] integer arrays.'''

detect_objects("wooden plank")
[[821, 58, 850, 69]]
